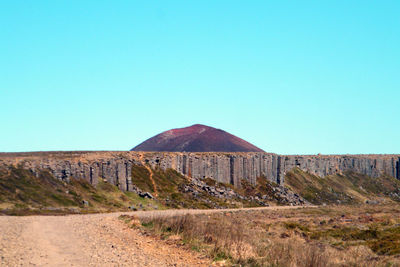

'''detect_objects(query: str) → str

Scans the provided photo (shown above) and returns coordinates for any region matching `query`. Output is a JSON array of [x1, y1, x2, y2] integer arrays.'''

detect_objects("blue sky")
[[1, 1, 399, 154]]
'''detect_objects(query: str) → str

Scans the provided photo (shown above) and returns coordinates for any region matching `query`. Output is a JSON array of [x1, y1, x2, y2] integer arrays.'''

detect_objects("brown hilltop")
[[131, 124, 264, 152]]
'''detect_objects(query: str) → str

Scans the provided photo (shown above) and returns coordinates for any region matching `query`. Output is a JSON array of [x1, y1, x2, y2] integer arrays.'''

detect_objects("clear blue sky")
[[1, 1, 399, 154]]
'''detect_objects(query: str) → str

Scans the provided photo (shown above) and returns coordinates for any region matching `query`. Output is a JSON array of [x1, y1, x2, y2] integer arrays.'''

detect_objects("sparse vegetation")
[[131, 165, 272, 209], [0, 165, 162, 215], [121, 204, 400, 266], [4, 160, 400, 265], [285, 168, 400, 205], [1, 163, 285, 215]]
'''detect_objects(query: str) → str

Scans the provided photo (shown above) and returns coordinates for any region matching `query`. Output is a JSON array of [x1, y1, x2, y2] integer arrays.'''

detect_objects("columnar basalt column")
[[1, 152, 399, 191]]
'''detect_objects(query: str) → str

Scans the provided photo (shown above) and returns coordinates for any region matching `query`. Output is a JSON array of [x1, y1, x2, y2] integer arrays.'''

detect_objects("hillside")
[[0, 163, 306, 215], [0, 165, 161, 215], [131, 124, 264, 152], [1, 150, 400, 215], [285, 168, 400, 205]]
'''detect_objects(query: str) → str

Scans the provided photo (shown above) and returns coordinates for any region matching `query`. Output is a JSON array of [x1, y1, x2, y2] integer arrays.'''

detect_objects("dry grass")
[[122, 204, 400, 266], [138, 213, 248, 261], [0, 165, 163, 215], [285, 168, 400, 205]]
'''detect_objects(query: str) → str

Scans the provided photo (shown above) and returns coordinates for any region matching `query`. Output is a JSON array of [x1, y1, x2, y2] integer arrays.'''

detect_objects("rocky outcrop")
[[0, 152, 399, 191], [279, 155, 400, 183], [180, 176, 308, 207], [0, 152, 140, 192], [142, 152, 282, 186], [132, 153, 400, 185]]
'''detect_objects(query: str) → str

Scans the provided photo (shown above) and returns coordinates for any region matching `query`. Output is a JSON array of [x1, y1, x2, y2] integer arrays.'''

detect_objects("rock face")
[[1, 152, 399, 191], [279, 155, 400, 181], [144, 152, 283, 185], [138, 153, 400, 185], [131, 124, 264, 152]]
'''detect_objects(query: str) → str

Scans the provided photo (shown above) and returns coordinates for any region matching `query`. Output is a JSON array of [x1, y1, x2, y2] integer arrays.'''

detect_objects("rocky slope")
[[285, 168, 400, 205], [1, 151, 399, 208], [1, 152, 399, 190], [0, 157, 308, 214], [0, 164, 162, 215], [132, 124, 264, 152]]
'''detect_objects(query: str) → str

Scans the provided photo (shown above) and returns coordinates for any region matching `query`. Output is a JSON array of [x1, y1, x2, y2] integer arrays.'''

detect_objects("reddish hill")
[[131, 124, 264, 152]]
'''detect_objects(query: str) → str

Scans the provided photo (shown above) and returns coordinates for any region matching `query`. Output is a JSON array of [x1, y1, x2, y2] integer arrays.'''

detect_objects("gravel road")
[[0, 206, 310, 266]]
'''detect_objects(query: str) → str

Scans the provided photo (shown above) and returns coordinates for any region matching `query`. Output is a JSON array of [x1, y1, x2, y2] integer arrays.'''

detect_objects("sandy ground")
[[0, 206, 311, 267]]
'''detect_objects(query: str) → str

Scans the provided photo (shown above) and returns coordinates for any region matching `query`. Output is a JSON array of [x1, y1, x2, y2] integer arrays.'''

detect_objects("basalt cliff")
[[1, 151, 399, 191]]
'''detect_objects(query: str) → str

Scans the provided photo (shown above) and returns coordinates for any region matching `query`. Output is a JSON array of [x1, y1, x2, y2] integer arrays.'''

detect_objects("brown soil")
[[139, 153, 158, 197]]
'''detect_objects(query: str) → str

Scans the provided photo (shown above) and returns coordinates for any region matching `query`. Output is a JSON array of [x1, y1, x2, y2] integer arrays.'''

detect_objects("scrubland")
[[122, 204, 400, 266]]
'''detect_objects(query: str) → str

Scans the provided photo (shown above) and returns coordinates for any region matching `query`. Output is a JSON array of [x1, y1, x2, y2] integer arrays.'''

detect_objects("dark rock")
[[139, 192, 154, 199], [3, 152, 399, 192]]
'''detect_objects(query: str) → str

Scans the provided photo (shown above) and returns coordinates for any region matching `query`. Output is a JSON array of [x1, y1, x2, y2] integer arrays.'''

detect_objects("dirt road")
[[0, 206, 311, 266]]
